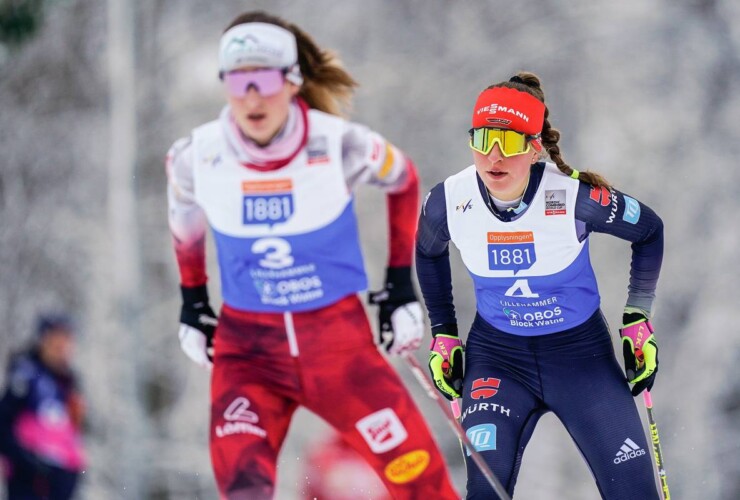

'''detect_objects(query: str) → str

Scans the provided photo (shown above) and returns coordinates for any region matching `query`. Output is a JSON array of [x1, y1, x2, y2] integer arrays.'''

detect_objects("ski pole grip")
[[450, 399, 461, 419], [643, 389, 653, 408]]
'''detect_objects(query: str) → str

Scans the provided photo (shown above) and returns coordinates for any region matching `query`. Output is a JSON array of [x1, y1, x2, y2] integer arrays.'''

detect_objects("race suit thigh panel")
[[297, 299, 459, 500], [461, 356, 543, 500], [209, 309, 300, 500], [540, 328, 659, 500], [210, 365, 298, 500]]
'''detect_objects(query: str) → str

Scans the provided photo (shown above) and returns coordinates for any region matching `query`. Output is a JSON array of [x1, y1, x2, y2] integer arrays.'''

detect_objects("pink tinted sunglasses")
[[222, 68, 286, 97]]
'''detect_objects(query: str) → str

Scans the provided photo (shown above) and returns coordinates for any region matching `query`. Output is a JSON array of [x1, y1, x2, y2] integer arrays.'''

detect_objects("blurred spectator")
[[0, 314, 86, 500], [303, 431, 390, 500]]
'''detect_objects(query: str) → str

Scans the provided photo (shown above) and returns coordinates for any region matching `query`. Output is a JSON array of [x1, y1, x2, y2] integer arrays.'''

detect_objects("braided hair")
[[489, 72, 610, 188]]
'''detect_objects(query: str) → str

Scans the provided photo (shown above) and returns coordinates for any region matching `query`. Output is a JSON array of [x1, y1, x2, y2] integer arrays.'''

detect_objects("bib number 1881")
[[243, 194, 293, 225], [487, 232, 537, 273]]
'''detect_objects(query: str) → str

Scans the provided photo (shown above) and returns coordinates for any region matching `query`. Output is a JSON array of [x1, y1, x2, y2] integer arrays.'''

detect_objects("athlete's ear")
[[287, 82, 301, 98]]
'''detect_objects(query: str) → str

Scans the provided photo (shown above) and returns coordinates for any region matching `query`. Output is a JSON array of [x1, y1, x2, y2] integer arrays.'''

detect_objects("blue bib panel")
[[444, 164, 601, 335], [191, 111, 367, 312]]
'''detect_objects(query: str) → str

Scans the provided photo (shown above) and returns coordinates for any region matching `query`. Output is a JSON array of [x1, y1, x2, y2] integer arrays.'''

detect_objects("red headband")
[[471, 87, 545, 136]]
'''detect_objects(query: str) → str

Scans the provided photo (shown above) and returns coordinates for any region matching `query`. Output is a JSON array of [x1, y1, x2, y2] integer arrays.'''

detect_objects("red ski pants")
[[209, 295, 459, 500]]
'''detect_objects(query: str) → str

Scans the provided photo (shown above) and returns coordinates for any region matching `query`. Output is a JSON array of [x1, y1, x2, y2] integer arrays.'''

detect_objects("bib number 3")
[[251, 238, 294, 269]]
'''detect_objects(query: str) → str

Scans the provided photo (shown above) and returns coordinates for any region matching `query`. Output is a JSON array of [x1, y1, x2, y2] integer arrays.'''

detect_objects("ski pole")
[[450, 398, 461, 419], [402, 353, 511, 500], [442, 378, 467, 459], [643, 390, 670, 500], [448, 397, 470, 463]]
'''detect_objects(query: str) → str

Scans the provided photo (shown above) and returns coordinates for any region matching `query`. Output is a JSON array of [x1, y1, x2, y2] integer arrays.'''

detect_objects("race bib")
[[487, 231, 537, 273], [242, 179, 294, 226]]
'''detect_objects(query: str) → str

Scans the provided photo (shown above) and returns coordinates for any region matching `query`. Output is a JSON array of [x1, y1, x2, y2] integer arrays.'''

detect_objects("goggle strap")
[[284, 64, 304, 85]]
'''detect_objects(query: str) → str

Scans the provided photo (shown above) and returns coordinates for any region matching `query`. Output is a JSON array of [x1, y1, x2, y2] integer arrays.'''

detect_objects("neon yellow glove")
[[428, 333, 464, 400], [619, 307, 658, 396]]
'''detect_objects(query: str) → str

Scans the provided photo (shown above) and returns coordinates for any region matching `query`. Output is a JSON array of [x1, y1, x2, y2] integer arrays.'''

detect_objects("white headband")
[[219, 22, 303, 84]]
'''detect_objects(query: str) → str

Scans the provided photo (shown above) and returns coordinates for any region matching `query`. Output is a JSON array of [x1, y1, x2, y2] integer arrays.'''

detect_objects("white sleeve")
[[341, 120, 410, 193], [165, 138, 207, 245]]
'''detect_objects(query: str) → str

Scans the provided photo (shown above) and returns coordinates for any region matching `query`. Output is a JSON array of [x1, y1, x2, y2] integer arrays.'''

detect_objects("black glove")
[[178, 284, 218, 369], [13, 449, 53, 480], [368, 267, 424, 355]]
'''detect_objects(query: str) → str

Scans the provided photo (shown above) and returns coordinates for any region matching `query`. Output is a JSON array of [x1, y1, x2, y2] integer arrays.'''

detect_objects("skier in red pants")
[[166, 10, 459, 500]]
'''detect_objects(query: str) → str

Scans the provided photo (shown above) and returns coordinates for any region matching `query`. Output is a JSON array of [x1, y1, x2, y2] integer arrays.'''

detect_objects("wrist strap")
[[383, 266, 416, 301], [432, 323, 458, 337], [181, 284, 209, 306]]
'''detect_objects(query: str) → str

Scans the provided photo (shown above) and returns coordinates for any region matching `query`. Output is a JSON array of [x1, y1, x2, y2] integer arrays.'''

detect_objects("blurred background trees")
[[1, 0, 739, 498]]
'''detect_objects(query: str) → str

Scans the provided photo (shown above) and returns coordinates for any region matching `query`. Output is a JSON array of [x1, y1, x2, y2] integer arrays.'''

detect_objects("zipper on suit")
[[283, 311, 299, 357]]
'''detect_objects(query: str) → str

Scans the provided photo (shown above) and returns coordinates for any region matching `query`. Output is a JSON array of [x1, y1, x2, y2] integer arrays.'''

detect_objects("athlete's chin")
[[242, 125, 275, 145], [483, 174, 511, 190]]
